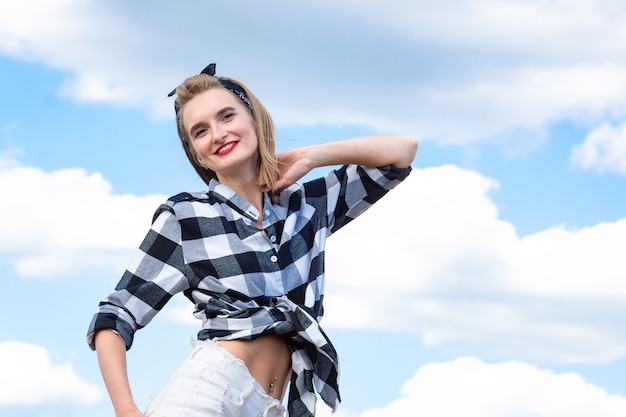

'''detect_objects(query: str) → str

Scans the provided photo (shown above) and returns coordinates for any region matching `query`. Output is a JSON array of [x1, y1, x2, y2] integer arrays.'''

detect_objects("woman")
[[87, 64, 417, 417]]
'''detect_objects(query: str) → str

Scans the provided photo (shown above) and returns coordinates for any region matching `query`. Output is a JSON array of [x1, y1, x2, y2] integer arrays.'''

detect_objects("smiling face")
[[181, 87, 260, 184]]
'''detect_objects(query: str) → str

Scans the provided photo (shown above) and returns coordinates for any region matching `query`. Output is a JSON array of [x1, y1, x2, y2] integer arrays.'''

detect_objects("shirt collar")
[[207, 178, 262, 222]]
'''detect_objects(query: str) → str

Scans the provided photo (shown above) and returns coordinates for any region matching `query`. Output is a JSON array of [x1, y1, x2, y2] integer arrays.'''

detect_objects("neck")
[[218, 173, 263, 215]]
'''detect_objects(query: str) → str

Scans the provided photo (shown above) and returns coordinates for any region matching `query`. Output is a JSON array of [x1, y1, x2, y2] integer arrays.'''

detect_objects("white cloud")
[[0, 159, 165, 279], [338, 357, 626, 417], [0, 0, 173, 109], [571, 122, 626, 174], [0, 341, 102, 407], [511, 220, 626, 296], [324, 166, 626, 363], [2, 1, 626, 142], [0, 159, 622, 366]]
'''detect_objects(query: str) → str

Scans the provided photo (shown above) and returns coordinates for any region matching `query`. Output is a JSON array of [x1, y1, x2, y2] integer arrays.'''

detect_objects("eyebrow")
[[188, 106, 237, 136]]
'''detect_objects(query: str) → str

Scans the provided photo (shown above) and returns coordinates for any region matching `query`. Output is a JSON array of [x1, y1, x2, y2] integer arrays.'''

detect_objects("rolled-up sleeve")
[[87, 205, 189, 350], [325, 164, 412, 233]]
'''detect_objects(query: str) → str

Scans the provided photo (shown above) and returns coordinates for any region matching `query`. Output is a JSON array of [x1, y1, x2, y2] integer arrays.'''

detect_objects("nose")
[[212, 125, 227, 143]]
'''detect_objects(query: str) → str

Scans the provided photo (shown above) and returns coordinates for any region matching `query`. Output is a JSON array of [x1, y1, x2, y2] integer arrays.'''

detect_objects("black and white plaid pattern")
[[88, 164, 411, 417]]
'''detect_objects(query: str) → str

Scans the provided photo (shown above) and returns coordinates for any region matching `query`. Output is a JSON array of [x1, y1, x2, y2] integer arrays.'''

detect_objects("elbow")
[[396, 136, 418, 168]]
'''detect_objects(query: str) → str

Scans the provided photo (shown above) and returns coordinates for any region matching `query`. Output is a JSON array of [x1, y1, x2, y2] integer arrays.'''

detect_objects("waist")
[[216, 335, 292, 400]]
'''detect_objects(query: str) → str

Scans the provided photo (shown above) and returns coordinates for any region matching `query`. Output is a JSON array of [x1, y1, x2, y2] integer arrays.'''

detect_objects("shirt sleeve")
[[86, 204, 189, 350], [322, 164, 412, 234]]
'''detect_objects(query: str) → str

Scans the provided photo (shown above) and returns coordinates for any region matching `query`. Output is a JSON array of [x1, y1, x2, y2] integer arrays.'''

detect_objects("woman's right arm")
[[89, 207, 187, 416], [95, 330, 145, 417]]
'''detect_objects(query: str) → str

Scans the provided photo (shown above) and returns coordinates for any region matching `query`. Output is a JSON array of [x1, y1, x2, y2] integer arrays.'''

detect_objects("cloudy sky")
[[1, 1, 625, 416]]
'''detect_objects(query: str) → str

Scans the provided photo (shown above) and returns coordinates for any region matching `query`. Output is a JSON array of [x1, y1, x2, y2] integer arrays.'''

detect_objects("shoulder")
[[151, 191, 216, 222], [167, 191, 211, 204]]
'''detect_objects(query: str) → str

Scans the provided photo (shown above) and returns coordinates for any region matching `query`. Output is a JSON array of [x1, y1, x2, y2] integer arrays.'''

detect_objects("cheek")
[[246, 124, 259, 146], [189, 140, 209, 161]]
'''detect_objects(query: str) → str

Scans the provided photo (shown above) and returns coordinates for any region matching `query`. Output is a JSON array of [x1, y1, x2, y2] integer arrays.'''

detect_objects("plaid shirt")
[[87, 163, 411, 417]]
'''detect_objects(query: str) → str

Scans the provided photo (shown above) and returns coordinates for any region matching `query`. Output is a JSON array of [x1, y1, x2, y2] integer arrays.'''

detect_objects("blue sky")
[[1, 1, 625, 416]]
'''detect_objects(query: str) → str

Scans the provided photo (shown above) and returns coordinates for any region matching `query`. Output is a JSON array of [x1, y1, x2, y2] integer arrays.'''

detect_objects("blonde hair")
[[173, 74, 279, 193]]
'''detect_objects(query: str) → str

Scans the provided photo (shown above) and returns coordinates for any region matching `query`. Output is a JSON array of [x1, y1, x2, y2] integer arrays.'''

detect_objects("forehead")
[[181, 88, 244, 127]]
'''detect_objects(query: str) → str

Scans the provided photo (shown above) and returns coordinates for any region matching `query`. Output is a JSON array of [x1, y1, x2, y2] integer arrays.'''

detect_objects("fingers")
[[272, 177, 293, 193]]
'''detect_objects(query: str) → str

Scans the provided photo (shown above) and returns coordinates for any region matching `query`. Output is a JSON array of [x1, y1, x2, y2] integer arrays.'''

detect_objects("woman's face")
[[182, 87, 259, 182]]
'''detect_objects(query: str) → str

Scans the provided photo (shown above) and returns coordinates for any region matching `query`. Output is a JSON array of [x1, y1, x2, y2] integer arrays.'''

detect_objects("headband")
[[167, 63, 252, 109]]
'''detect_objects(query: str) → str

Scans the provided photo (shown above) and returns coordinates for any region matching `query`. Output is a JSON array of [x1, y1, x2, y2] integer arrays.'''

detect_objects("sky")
[[1, 0, 625, 416]]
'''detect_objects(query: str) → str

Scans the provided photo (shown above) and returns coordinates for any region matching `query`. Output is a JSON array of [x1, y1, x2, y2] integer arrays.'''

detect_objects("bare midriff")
[[217, 335, 292, 400]]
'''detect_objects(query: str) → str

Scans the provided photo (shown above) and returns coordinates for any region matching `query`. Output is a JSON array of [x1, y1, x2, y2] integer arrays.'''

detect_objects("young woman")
[[87, 64, 417, 417]]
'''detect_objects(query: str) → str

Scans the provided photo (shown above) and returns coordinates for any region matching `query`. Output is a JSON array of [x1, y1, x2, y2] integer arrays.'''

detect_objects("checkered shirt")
[[87, 163, 411, 417]]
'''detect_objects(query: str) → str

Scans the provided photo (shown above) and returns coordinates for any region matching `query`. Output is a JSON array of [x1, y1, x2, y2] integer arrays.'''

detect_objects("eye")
[[192, 128, 208, 139], [222, 112, 234, 121]]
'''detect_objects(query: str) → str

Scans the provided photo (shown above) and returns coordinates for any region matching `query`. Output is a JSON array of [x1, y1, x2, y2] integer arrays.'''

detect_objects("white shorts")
[[144, 339, 286, 417]]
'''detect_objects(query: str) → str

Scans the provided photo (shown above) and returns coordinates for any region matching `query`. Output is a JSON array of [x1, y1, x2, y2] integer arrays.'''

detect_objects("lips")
[[215, 141, 237, 155]]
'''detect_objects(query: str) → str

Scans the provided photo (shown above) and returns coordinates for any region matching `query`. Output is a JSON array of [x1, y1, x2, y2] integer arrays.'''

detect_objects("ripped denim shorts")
[[144, 339, 286, 417]]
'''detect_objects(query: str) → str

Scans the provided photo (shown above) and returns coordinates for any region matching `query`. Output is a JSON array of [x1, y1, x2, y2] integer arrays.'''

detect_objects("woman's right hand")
[[93, 330, 143, 417], [115, 407, 146, 417], [116, 407, 146, 417]]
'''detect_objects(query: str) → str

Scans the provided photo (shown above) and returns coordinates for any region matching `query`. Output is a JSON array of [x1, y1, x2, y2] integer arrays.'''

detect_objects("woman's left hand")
[[273, 147, 313, 192]]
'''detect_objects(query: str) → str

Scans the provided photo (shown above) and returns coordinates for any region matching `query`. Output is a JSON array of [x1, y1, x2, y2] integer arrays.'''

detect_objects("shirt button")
[[270, 235, 277, 243], [270, 255, 278, 262], [264, 210, 270, 216]]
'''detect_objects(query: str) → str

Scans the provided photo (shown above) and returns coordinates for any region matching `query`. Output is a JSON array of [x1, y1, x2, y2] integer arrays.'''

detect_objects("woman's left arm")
[[274, 135, 418, 191]]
